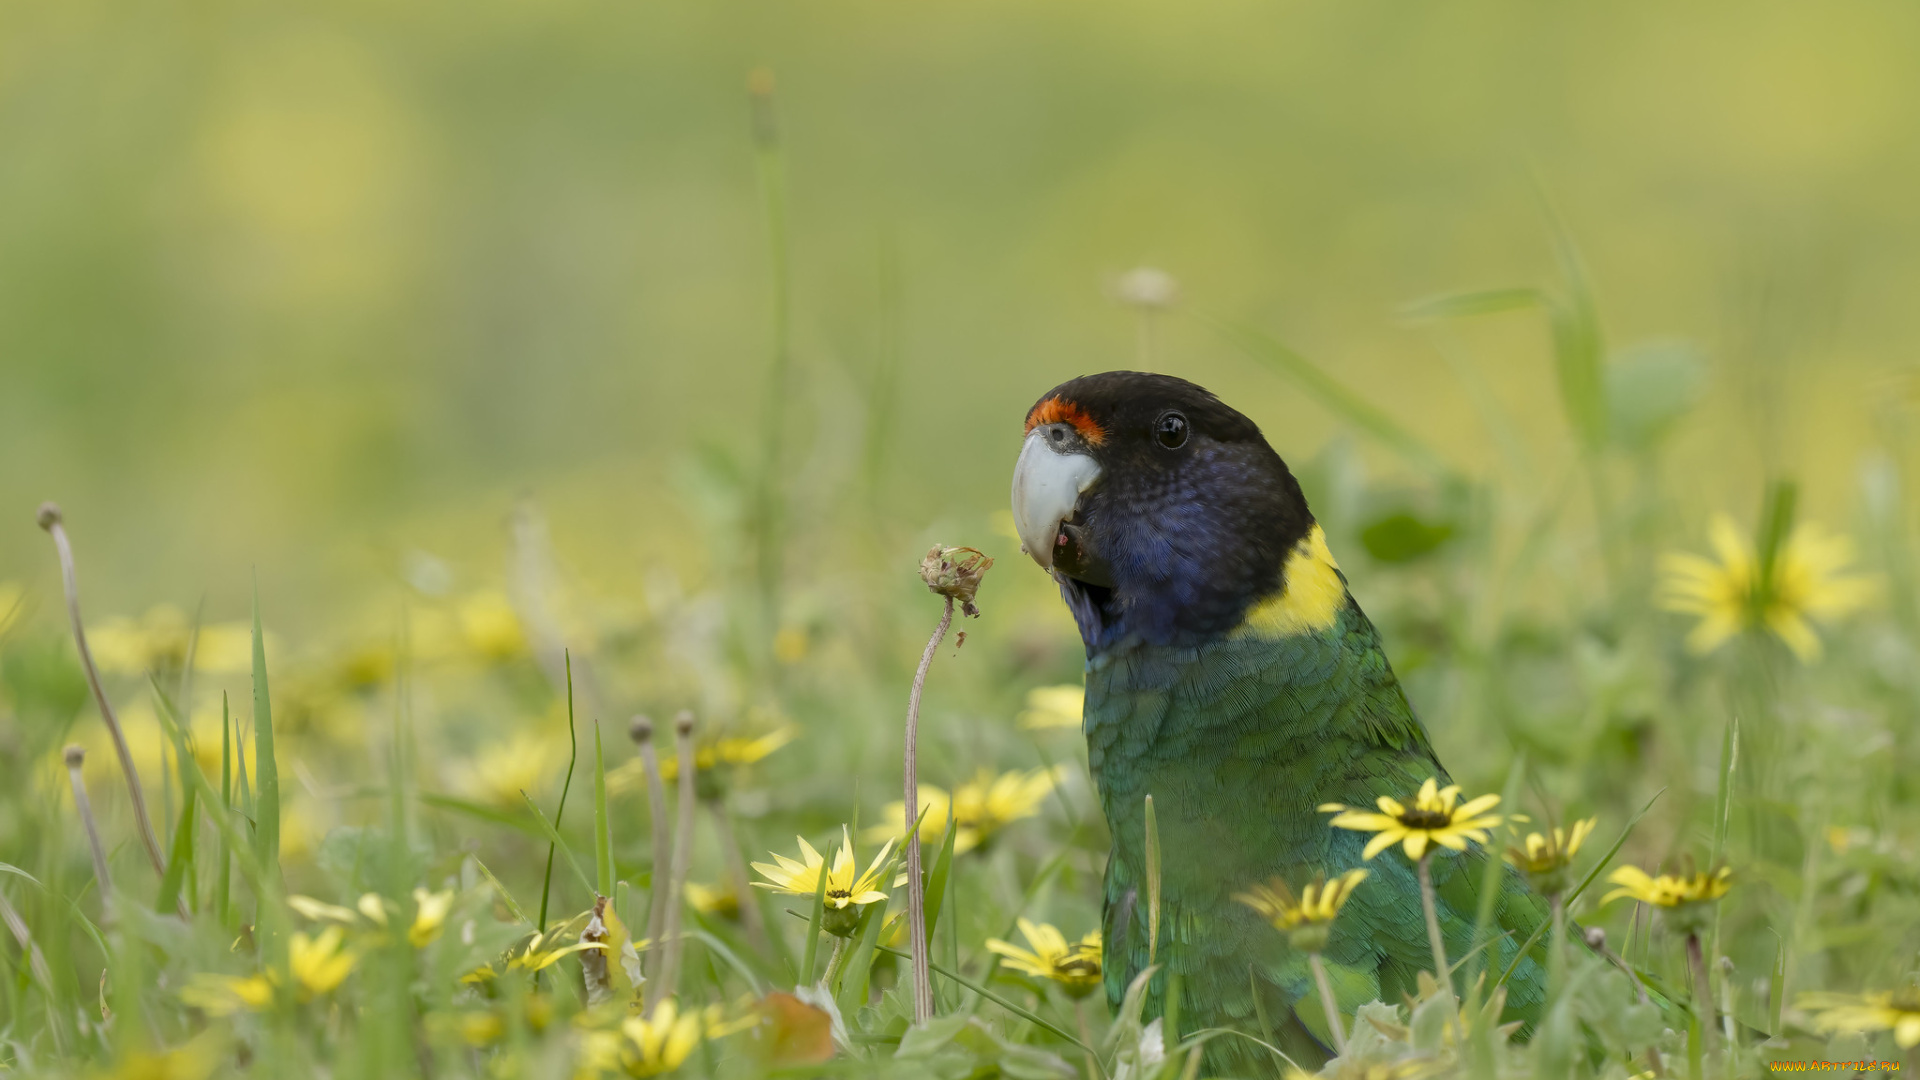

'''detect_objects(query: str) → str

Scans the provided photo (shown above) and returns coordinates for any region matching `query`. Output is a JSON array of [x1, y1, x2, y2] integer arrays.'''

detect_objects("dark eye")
[[1155, 411, 1188, 449], [1049, 426, 1068, 445]]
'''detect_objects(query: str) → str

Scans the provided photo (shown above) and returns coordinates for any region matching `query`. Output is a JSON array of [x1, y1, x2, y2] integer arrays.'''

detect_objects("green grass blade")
[[1204, 313, 1456, 478], [593, 720, 612, 898], [518, 790, 594, 899], [155, 777, 197, 914], [470, 855, 532, 926], [419, 792, 547, 838], [876, 945, 1093, 1055], [1400, 287, 1545, 321], [1498, 787, 1665, 989], [800, 847, 829, 985], [250, 578, 280, 875], [1146, 794, 1161, 969], [537, 651, 580, 932], [217, 692, 232, 926], [1469, 752, 1527, 987], [920, 816, 959, 942]]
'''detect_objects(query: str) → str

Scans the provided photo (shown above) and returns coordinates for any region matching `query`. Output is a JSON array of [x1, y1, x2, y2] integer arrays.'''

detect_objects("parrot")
[[1008, 371, 1551, 1077]]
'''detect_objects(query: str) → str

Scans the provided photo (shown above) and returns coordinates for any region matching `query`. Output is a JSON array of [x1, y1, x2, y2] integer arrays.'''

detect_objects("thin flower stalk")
[[649, 711, 698, 1016], [629, 715, 673, 975], [39, 503, 165, 876], [64, 746, 114, 909], [902, 595, 952, 1023]]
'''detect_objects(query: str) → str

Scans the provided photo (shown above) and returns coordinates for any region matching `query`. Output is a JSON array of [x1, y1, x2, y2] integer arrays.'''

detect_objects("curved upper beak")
[[1010, 429, 1102, 570]]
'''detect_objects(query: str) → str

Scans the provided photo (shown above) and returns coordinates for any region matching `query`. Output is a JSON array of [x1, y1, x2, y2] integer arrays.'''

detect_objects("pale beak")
[[1010, 429, 1102, 570]]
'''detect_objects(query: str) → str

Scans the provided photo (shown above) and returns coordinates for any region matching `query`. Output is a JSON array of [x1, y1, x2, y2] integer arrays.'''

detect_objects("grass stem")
[[1309, 953, 1345, 1054]]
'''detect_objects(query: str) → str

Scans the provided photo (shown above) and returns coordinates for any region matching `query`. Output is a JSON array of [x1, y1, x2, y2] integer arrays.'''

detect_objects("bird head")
[[1010, 371, 1320, 652]]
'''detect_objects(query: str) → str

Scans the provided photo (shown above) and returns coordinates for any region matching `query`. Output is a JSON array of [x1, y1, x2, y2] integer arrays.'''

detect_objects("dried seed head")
[[629, 715, 654, 744], [1113, 266, 1178, 310], [674, 710, 695, 737], [64, 745, 85, 768], [36, 502, 62, 531], [1583, 926, 1606, 950], [920, 546, 994, 618]]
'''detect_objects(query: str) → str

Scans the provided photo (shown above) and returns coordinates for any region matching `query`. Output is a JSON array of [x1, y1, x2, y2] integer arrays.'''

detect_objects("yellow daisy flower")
[[752, 827, 894, 936], [985, 919, 1103, 999], [1799, 988, 1920, 1049], [1603, 863, 1730, 937], [1234, 869, 1369, 952], [870, 766, 1065, 854], [1321, 778, 1503, 861], [1504, 818, 1598, 895], [609, 724, 800, 795], [1018, 685, 1084, 730], [1601, 864, 1731, 908], [1658, 514, 1877, 662]]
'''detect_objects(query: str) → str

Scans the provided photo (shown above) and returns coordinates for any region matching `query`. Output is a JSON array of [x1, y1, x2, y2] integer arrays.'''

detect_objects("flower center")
[[1398, 808, 1453, 829], [1058, 957, 1098, 977]]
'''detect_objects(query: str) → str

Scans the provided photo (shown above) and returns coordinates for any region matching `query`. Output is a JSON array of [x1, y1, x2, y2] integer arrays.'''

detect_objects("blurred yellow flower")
[[410, 887, 455, 947], [289, 928, 356, 997], [658, 725, 799, 783], [179, 972, 275, 1016], [97, 1040, 218, 1080], [1799, 988, 1920, 1049], [1322, 778, 1502, 861], [453, 731, 567, 807], [1602, 864, 1731, 908], [1235, 869, 1369, 948], [684, 881, 739, 919], [1658, 514, 1878, 662], [1504, 818, 1597, 894], [869, 765, 1066, 854], [458, 591, 525, 661], [288, 895, 360, 925], [986, 919, 1103, 999], [0, 581, 24, 636], [1018, 685, 1084, 730], [772, 626, 809, 664], [87, 606, 256, 675], [463, 925, 608, 984], [578, 998, 703, 1077]]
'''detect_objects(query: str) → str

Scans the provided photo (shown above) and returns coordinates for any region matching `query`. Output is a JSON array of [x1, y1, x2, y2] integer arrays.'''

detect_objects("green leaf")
[[1358, 511, 1456, 564]]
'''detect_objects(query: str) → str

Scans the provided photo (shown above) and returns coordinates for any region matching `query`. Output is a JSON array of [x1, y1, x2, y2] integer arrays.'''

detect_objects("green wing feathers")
[[1086, 595, 1550, 1076]]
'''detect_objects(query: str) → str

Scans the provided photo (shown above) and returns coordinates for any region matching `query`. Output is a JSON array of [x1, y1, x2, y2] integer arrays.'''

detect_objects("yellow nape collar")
[[1236, 525, 1346, 637]]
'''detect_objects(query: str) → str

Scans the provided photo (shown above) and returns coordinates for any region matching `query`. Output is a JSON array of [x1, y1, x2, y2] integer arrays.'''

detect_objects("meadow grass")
[[4, 78, 1920, 1080]]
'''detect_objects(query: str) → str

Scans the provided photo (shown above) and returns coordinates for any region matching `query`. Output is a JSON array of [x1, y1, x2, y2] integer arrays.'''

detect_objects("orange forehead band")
[[1024, 396, 1107, 445]]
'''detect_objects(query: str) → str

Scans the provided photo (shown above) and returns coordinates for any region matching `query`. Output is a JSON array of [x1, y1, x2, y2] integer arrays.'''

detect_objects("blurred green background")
[[5, 0, 1916, 626]]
